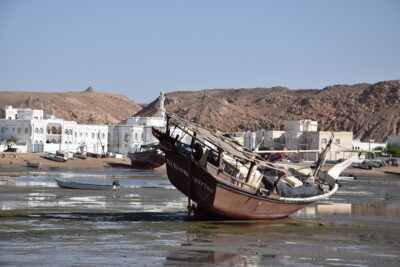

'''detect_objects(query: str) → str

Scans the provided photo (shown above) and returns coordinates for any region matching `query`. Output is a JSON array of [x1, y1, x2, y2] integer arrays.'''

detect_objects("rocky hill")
[[0, 87, 142, 125], [135, 80, 400, 142]]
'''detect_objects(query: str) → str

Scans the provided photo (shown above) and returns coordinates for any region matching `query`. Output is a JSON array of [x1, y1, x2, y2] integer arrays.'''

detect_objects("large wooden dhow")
[[152, 114, 355, 220]]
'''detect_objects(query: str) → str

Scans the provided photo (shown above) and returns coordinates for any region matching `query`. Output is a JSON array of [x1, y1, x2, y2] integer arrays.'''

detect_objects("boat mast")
[[314, 134, 334, 178]]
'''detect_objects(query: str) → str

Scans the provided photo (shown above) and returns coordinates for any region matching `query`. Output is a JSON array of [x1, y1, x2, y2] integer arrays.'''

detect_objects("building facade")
[[239, 119, 354, 161], [0, 106, 108, 154], [107, 92, 166, 155]]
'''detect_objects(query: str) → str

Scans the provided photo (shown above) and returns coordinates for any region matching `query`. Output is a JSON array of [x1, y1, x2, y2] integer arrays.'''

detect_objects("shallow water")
[[0, 170, 399, 266]]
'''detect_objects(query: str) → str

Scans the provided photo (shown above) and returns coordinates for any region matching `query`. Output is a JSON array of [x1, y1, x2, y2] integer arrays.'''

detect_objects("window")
[[92, 133, 95, 139], [75, 132, 77, 138], [321, 138, 327, 144], [25, 128, 28, 134], [336, 139, 340, 145], [18, 128, 21, 133], [40, 128, 43, 134], [35, 128, 38, 134], [102, 133, 105, 139]]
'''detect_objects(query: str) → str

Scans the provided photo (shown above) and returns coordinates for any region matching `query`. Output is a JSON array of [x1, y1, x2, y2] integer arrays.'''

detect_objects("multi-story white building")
[[1, 105, 44, 120], [240, 119, 354, 161], [0, 106, 108, 154], [107, 92, 166, 155]]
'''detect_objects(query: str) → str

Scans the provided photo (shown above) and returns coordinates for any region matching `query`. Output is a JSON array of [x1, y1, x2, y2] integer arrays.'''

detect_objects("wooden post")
[[187, 132, 197, 216], [217, 149, 223, 170], [166, 115, 170, 135], [245, 161, 255, 183], [272, 172, 285, 193]]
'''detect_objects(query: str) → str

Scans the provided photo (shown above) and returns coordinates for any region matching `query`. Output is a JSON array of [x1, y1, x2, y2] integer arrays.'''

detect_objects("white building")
[[240, 119, 354, 161], [1, 105, 44, 120], [107, 92, 166, 155], [0, 106, 108, 154], [284, 119, 318, 132], [352, 139, 386, 151]]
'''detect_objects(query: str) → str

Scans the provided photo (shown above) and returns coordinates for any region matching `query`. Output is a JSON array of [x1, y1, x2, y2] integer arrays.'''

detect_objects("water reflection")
[[297, 201, 400, 217]]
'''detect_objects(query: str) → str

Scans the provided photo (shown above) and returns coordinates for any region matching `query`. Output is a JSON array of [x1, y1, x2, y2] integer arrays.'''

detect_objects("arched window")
[[40, 128, 43, 134], [35, 128, 38, 134]]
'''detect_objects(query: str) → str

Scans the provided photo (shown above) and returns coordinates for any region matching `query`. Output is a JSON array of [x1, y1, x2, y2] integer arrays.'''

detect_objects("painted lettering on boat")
[[166, 159, 214, 194]]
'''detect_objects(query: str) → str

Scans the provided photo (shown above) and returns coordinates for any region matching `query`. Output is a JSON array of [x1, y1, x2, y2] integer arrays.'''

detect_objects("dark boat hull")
[[128, 150, 165, 169], [165, 151, 311, 220]]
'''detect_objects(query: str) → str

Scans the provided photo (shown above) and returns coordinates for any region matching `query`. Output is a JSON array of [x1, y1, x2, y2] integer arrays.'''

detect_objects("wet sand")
[[0, 161, 399, 266], [0, 152, 136, 171]]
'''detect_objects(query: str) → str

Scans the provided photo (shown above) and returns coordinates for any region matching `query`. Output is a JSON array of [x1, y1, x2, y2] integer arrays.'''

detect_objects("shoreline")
[[0, 152, 136, 172], [0, 152, 398, 177]]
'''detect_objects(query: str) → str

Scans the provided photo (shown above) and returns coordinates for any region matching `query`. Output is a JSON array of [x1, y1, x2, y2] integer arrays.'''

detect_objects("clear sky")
[[0, 0, 399, 103]]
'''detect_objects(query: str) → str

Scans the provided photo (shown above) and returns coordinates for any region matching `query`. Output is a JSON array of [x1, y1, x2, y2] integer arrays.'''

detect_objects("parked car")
[[386, 158, 399, 167]]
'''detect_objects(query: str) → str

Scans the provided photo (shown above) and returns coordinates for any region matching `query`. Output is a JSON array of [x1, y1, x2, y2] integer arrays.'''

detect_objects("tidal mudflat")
[[0, 169, 399, 266]]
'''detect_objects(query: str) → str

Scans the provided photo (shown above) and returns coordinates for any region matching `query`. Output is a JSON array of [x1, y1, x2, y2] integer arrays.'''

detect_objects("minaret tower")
[[159, 91, 165, 120]]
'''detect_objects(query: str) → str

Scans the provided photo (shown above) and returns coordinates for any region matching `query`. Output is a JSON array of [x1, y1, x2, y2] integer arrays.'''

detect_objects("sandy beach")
[[0, 152, 398, 177], [0, 152, 134, 171]]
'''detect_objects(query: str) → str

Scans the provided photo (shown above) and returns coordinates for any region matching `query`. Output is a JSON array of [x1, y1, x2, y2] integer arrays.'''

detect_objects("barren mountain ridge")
[[136, 80, 400, 142]]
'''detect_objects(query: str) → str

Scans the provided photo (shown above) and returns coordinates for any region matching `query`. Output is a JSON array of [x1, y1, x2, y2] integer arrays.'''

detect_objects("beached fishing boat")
[[127, 143, 165, 169], [73, 151, 87, 159], [44, 152, 68, 162], [152, 114, 356, 220], [54, 177, 120, 190], [26, 161, 41, 168]]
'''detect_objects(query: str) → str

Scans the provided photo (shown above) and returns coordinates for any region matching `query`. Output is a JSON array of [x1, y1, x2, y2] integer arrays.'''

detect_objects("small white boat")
[[54, 177, 120, 191], [26, 161, 41, 168]]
